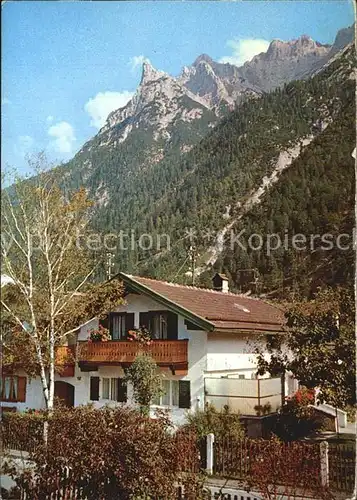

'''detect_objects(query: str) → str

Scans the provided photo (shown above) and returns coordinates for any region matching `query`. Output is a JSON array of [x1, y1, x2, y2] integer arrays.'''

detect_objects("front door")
[[54, 381, 75, 407]]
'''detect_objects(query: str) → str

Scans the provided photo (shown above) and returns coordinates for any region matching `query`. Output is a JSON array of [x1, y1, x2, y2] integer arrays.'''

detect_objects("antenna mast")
[[188, 245, 197, 286], [106, 252, 115, 280]]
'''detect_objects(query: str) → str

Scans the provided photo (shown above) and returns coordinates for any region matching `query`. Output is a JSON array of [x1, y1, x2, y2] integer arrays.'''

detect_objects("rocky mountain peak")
[[140, 60, 166, 85], [94, 24, 352, 146], [265, 35, 330, 60], [331, 24, 354, 54], [193, 54, 214, 67]]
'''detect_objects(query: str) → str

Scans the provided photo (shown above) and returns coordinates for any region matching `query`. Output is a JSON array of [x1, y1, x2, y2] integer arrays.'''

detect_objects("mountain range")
[[58, 24, 355, 296]]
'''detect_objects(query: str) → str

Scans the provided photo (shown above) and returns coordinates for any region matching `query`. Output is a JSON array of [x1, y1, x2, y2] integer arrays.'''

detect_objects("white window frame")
[[111, 313, 126, 340], [101, 377, 119, 401], [102, 378, 110, 399], [151, 312, 168, 340], [152, 380, 179, 407], [1, 376, 18, 402], [110, 378, 118, 401]]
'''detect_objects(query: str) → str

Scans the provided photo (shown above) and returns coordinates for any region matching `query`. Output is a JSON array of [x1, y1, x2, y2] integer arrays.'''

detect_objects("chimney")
[[212, 273, 229, 293]]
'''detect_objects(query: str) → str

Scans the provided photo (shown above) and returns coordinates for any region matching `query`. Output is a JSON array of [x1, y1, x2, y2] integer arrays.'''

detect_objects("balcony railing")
[[77, 339, 188, 367]]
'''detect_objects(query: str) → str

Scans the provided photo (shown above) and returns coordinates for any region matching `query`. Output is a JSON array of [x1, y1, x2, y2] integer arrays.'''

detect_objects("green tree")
[[125, 353, 163, 416], [256, 287, 356, 409], [1, 154, 125, 410]]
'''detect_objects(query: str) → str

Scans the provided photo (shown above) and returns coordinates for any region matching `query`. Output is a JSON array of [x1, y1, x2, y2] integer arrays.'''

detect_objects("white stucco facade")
[[2, 291, 282, 424], [206, 332, 268, 379]]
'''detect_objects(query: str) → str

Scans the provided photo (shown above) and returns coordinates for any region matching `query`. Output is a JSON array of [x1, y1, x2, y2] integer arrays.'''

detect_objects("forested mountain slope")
[[132, 45, 355, 294], [54, 34, 355, 296]]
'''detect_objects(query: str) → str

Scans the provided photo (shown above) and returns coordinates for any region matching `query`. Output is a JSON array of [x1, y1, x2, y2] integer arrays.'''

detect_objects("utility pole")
[[106, 252, 115, 280], [188, 245, 197, 286]]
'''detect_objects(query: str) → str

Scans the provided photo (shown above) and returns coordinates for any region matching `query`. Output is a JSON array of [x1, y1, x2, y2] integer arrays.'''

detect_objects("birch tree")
[[1, 154, 124, 410]]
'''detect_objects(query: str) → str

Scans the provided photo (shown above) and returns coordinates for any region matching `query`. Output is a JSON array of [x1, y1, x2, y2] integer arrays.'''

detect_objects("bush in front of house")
[[2, 410, 45, 453], [184, 402, 245, 440], [2, 405, 205, 500], [273, 387, 325, 441]]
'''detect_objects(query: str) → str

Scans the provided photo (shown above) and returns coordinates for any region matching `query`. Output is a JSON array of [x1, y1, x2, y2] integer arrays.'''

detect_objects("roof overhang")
[[212, 328, 286, 335], [117, 272, 215, 332]]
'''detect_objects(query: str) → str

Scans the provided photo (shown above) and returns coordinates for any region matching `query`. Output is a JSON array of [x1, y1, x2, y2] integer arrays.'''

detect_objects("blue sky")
[[2, 1, 355, 174]]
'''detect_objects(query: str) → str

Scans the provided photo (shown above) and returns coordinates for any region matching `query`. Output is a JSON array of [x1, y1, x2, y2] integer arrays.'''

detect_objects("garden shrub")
[[2, 405, 204, 499], [273, 387, 325, 441], [184, 402, 245, 440], [2, 410, 45, 452]]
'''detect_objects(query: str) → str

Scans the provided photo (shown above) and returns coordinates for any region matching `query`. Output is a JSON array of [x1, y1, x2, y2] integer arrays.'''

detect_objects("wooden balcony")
[[77, 340, 188, 374]]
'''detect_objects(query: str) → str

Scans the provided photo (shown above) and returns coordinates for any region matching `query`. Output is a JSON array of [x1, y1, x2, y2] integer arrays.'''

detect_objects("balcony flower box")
[[87, 325, 111, 343], [127, 327, 153, 346]]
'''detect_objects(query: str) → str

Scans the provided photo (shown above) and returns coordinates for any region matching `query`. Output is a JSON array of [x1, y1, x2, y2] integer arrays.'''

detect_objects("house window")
[[151, 313, 168, 339], [239, 374, 246, 380], [102, 378, 110, 399], [111, 314, 126, 340], [153, 380, 179, 407], [110, 378, 118, 400], [101, 377, 127, 403], [0, 376, 26, 402], [162, 380, 170, 406], [5, 377, 16, 400]]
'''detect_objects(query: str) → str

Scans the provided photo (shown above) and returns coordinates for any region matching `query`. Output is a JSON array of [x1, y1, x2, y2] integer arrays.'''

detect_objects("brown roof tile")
[[122, 274, 285, 333]]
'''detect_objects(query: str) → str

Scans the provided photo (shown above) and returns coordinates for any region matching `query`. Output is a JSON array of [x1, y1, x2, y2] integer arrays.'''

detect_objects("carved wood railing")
[[77, 340, 188, 365]]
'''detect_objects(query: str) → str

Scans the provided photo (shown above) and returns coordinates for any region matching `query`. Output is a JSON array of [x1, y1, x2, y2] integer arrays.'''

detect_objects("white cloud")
[[84, 91, 134, 129], [129, 55, 150, 71], [220, 38, 270, 67], [48, 121, 76, 154]]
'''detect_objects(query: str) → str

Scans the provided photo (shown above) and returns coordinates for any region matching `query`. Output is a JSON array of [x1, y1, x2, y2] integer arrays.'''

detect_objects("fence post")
[[206, 433, 215, 475], [320, 440, 329, 487]]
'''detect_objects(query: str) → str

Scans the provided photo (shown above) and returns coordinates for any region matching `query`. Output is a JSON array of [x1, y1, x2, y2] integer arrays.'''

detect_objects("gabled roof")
[[118, 273, 285, 334]]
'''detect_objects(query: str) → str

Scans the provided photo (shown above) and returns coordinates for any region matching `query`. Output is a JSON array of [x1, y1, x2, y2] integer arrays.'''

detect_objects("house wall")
[[2, 294, 285, 424], [206, 332, 269, 379], [75, 293, 208, 425]]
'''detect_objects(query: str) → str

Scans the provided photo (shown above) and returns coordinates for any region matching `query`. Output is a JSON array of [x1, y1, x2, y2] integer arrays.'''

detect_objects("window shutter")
[[117, 378, 127, 403], [139, 312, 150, 329], [17, 377, 27, 402], [178, 380, 191, 409], [167, 312, 178, 340], [125, 313, 134, 337], [90, 377, 100, 401]]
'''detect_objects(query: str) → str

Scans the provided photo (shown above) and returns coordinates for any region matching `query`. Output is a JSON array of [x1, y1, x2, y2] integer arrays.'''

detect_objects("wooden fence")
[[2, 416, 43, 453], [209, 435, 356, 494], [328, 442, 356, 493], [2, 416, 355, 496], [13, 468, 204, 500], [212, 436, 321, 486]]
